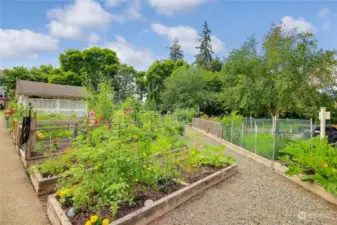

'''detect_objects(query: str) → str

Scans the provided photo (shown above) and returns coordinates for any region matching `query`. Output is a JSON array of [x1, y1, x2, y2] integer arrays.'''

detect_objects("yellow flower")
[[323, 162, 328, 168], [102, 219, 109, 225], [59, 190, 66, 197], [90, 215, 98, 223], [85, 221, 92, 225]]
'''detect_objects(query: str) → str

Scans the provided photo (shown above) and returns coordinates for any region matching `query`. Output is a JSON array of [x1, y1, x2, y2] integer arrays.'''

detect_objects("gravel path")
[[0, 115, 49, 225], [151, 127, 337, 225]]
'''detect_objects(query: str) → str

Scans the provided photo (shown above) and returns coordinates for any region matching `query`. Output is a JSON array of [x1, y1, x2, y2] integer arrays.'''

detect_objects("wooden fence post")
[[27, 112, 37, 159]]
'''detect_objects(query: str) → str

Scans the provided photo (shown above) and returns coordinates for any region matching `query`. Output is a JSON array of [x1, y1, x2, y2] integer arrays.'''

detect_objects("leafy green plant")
[[189, 144, 235, 167], [280, 137, 337, 195], [173, 108, 197, 122], [28, 149, 73, 177], [221, 111, 244, 126]]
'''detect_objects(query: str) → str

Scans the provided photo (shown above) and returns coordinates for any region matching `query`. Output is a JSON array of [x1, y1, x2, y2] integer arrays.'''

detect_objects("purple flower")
[[89, 111, 95, 118]]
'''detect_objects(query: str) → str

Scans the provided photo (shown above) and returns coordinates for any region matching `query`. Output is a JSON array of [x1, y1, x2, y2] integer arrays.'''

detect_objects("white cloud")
[[0, 29, 59, 59], [151, 23, 225, 54], [88, 33, 102, 43], [281, 16, 316, 34], [148, 0, 206, 15], [317, 7, 330, 18], [125, 0, 142, 19], [47, 20, 82, 40], [47, 0, 119, 41], [47, 0, 114, 28], [105, 36, 155, 70]]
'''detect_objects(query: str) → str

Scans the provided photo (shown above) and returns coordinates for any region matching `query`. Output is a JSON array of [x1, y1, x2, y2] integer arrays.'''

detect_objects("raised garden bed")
[[30, 170, 60, 196], [47, 164, 238, 225], [29, 147, 188, 196]]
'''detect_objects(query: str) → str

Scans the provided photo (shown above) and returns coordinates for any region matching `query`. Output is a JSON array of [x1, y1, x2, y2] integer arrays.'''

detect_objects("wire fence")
[[192, 117, 313, 160]]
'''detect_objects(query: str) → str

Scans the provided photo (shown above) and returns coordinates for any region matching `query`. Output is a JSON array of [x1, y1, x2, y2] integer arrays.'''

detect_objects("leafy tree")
[[210, 57, 223, 72], [114, 64, 137, 102], [145, 60, 176, 109], [30, 65, 54, 83], [59, 50, 83, 74], [219, 26, 337, 118], [1, 67, 35, 93], [195, 21, 214, 69], [219, 34, 264, 116], [135, 71, 146, 101], [161, 66, 211, 111], [48, 71, 83, 86], [80, 47, 120, 90], [169, 38, 184, 62]]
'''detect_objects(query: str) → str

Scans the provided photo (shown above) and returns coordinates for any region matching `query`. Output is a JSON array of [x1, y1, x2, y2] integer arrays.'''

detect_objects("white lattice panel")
[[30, 99, 57, 109], [28, 98, 87, 117], [59, 99, 85, 109]]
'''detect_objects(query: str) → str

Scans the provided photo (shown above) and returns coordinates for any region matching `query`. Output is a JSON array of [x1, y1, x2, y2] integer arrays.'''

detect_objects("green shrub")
[[173, 108, 197, 122], [221, 111, 244, 126]]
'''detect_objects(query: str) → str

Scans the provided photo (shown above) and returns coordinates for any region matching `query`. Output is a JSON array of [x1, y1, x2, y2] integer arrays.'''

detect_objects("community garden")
[[13, 83, 235, 225], [1, 19, 337, 224]]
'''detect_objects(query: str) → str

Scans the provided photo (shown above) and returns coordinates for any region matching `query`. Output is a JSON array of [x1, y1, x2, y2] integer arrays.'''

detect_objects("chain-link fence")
[[192, 117, 312, 160]]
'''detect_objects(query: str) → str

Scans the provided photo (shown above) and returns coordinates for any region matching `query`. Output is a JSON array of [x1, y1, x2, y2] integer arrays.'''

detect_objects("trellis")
[[28, 98, 87, 117]]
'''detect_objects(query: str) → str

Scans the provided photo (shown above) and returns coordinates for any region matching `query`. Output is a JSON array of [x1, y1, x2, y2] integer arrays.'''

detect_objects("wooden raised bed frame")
[[47, 164, 238, 225], [30, 170, 60, 196]]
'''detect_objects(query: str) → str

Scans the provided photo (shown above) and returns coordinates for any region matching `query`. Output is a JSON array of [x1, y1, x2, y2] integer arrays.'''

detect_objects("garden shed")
[[16, 80, 87, 117]]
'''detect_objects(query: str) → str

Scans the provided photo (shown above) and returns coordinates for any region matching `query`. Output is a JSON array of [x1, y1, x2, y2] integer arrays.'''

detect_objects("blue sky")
[[0, 0, 336, 71]]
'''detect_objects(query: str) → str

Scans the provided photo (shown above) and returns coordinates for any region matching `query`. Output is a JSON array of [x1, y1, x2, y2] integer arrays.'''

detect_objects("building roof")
[[16, 80, 86, 99]]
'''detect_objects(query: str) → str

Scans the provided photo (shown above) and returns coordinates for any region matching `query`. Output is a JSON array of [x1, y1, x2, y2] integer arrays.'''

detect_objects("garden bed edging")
[[30, 170, 60, 196], [47, 164, 238, 225]]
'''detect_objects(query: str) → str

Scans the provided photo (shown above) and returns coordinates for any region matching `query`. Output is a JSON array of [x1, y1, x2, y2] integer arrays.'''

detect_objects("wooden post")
[[27, 112, 37, 159], [319, 107, 330, 139], [73, 123, 78, 139]]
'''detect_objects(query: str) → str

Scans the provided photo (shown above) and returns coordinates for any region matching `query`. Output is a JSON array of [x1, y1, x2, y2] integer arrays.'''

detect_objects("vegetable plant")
[[279, 137, 337, 195]]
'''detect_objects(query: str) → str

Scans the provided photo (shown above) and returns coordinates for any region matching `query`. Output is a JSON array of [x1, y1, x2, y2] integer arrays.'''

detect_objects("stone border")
[[47, 164, 238, 225], [30, 170, 60, 196], [192, 127, 337, 206]]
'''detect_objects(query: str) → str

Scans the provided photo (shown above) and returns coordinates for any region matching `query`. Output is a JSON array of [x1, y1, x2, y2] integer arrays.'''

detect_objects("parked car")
[[312, 125, 337, 144]]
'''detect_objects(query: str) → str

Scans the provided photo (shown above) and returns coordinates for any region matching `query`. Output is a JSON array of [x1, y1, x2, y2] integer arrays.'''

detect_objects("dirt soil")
[[63, 180, 185, 225]]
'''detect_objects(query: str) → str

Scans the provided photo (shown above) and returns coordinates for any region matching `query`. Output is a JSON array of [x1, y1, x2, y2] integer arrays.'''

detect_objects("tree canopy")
[[2, 21, 336, 119]]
